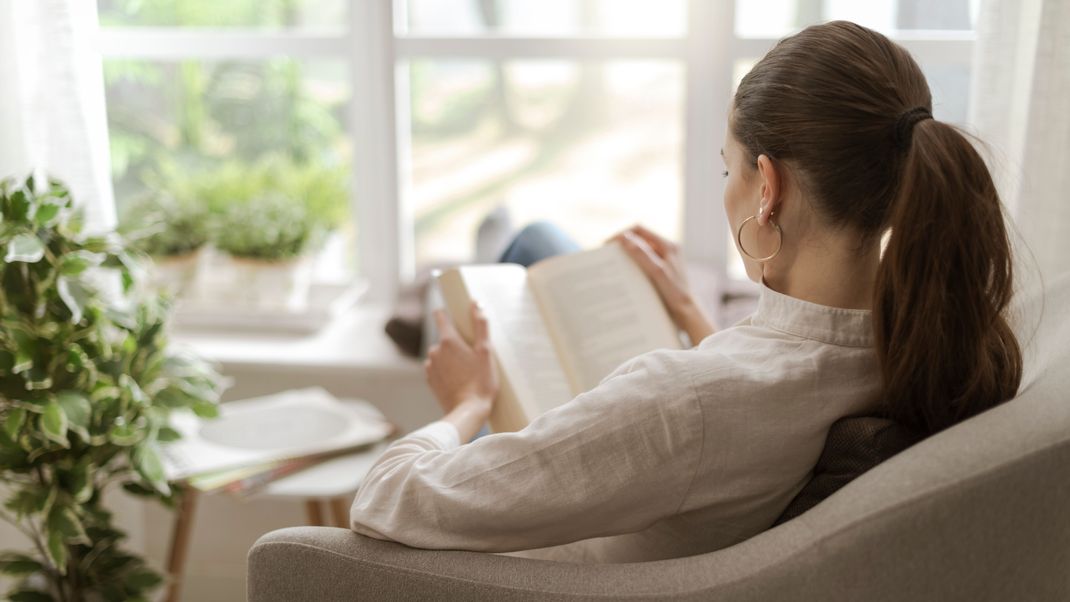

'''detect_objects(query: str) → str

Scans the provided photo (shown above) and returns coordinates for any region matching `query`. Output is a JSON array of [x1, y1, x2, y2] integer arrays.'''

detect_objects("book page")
[[439, 266, 573, 425], [528, 243, 682, 394], [160, 388, 393, 480]]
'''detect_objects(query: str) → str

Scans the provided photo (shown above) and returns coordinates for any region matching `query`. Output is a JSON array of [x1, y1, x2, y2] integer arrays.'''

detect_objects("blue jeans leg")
[[497, 221, 581, 267]]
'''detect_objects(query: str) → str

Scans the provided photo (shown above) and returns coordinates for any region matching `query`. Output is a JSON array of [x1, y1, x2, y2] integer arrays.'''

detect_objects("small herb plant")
[[152, 156, 346, 262], [0, 174, 223, 601], [211, 193, 321, 262], [120, 193, 208, 258]]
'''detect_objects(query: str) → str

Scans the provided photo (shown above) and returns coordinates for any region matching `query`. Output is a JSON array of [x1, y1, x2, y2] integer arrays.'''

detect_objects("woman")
[[350, 21, 1022, 563]]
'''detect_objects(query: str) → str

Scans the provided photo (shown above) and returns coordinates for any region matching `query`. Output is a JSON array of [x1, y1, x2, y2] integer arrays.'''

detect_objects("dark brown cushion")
[[774, 416, 922, 526]]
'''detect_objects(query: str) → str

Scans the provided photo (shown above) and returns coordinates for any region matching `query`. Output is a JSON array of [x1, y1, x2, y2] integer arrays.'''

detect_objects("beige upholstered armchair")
[[248, 276, 1070, 601]]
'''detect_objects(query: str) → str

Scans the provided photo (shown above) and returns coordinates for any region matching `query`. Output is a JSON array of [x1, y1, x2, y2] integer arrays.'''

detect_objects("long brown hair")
[[732, 21, 1022, 435]]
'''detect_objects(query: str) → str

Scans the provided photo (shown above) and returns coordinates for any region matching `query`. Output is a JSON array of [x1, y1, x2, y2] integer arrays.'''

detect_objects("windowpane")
[[98, 0, 347, 29], [735, 0, 976, 38], [400, 0, 686, 37], [407, 60, 683, 267], [104, 59, 355, 279]]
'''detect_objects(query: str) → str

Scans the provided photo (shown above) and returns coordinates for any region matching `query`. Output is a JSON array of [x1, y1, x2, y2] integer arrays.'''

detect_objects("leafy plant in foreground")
[[0, 174, 223, 601]]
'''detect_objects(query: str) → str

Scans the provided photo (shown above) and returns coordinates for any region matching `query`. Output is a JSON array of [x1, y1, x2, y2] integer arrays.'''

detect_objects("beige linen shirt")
[[350, 284, 881, 563]]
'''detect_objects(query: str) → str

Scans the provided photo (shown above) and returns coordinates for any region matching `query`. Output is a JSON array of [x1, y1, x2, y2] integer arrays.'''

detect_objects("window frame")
[[97, 0, 975, 304]]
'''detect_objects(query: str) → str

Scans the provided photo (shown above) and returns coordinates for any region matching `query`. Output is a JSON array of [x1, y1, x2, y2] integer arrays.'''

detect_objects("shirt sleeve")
[[349, 349, 705, 553]]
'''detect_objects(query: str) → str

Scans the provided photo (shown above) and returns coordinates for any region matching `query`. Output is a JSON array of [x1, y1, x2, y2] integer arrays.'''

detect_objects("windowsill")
[[173, 303, 421, 376]]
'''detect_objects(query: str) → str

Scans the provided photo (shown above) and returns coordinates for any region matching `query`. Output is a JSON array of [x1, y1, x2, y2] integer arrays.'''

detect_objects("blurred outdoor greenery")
[[100, 0, 680, 269], [100, 0, 352, 264], [97, 0, 346, 28]]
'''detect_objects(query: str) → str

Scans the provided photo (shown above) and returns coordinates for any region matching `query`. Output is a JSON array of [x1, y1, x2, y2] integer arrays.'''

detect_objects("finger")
[[620, 232, 659, 272], [629, 224, 675, 257], [621, 232, 673, 290], [470, 302, 489, 346], [603, 230, 628, 246], [433, 309, 457, 338]]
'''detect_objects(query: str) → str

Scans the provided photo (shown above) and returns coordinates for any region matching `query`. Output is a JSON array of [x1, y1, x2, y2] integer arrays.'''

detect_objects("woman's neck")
[[763, 236, 881, 311]]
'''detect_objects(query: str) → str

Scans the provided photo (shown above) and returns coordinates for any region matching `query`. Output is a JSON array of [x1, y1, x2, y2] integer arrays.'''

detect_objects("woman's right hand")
[[609, 225, 717, 344]]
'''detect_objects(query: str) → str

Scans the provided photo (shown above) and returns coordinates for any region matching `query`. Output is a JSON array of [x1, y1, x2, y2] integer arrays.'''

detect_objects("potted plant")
[[120, 193, 208, 295], [204, 192, 322, 310], [177, 156, 347, 312], [0, 174, 223, 601]]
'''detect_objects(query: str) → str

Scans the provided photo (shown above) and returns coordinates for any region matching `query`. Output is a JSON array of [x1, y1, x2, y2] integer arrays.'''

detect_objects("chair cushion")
[[773, 416, 922, 525]]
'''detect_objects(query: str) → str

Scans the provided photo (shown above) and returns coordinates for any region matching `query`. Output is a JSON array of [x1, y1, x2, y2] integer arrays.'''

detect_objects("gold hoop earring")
[[736, 215, 783, 262]]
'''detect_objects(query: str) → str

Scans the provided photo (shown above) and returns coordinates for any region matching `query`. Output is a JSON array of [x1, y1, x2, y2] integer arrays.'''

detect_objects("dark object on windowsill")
[[774, 415, 923, 526], [385, 264, 458, 358]]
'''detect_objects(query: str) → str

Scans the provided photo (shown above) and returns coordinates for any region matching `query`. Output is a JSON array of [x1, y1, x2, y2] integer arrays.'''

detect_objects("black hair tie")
[[893, 106, 933, 151]]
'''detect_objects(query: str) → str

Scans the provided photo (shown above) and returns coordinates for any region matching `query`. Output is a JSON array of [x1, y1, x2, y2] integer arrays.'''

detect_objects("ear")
[[755, 154, 781, 226]]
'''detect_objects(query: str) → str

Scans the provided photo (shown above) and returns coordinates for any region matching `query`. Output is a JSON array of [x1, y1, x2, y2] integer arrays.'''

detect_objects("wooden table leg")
[[305, 499, 325, 526], [329, 497, 350, 528], [166, 488, 198, 602]]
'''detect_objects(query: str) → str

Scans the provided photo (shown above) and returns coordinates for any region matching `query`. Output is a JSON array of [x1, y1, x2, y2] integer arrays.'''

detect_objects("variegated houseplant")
[[0, 175, 222, 601]]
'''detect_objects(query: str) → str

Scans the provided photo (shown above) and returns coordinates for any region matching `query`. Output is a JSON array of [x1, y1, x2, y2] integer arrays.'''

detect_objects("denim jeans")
[[497, 221, 581, 267]]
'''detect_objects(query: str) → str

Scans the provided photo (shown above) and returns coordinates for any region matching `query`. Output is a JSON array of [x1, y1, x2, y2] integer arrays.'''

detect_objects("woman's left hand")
[[425, 302, 500, 417], [609, 224, 717, 344]]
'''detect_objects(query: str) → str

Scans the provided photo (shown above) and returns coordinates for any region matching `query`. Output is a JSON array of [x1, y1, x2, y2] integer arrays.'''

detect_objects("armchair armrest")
[[247, 526, 757, 601]]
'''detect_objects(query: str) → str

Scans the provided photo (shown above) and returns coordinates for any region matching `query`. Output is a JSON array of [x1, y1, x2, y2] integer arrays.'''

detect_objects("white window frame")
[[98, 0, 974, 304]]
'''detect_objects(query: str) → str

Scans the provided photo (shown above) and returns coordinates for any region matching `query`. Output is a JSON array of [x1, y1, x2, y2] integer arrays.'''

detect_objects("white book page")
[[454, 265, 574, 417], [529, 243, 682, 394], [160, 388, 393, 480]]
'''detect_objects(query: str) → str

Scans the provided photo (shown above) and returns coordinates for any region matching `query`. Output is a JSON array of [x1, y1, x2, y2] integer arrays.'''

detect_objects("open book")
[[161, 388, 394, 481], [436, 242, 682, 433]]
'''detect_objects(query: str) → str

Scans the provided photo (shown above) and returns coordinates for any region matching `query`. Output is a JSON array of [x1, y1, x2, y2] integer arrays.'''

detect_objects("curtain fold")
[[969, 0, 1070, 281], [0, 0, 116, 233]]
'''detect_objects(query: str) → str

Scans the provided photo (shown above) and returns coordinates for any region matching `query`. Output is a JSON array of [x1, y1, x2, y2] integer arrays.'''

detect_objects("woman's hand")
[[425, 302, 499, 439], [610, 225, 717, 345]]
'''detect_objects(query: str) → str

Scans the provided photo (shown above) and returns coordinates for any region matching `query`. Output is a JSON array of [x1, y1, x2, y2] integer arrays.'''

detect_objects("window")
[[98, 0, 977, 301], [98, 0, 357, 287]]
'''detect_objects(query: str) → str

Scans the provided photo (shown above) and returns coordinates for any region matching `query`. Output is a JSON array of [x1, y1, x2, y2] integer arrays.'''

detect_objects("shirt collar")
[[750, 282, 875, 348]]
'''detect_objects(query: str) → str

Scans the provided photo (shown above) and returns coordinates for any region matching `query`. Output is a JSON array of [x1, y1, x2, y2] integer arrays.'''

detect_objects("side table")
[[163, 442, 388, 602]]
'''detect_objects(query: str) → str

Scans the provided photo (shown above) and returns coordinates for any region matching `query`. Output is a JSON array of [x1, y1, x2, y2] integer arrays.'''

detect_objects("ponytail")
[[874, 120, 1022, 435]]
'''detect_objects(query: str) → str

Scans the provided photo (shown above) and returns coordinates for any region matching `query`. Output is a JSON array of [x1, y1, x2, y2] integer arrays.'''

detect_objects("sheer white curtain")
[[969, 0, 1070, 281], [0, 0, 116, 232], [0, 0, 141, 556]]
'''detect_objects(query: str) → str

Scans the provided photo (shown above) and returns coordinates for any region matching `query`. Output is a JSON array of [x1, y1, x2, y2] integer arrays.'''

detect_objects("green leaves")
[[55, 392, 91, 442], [0, 174, 222, 600], [40, 400, 69, 447], [48, 504, 90, 546], [68, 457, 94, 503], [133, 443, 169, 496], [107, 422, 140, 446], [33, 200, 62, 228], [4, 485, 55, 519], [191, 399, 219, 418], [125, 566, 164, 591], [46, 528, 67, 575], [59, 249, 104, 276], [8, 589, 54, 602], [4, 408, 26, 438], [0, 552, 43, 576], [5, 233, 45, 263], [57, 276, 93, 324]]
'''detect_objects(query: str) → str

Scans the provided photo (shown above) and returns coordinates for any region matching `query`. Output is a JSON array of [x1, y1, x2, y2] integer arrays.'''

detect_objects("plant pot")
[[149, 249, 202, 295], [189, 247, 313, 311]]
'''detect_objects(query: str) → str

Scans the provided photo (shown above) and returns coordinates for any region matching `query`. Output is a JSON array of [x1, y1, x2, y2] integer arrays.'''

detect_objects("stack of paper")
[[161, 388, 394, 495]]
